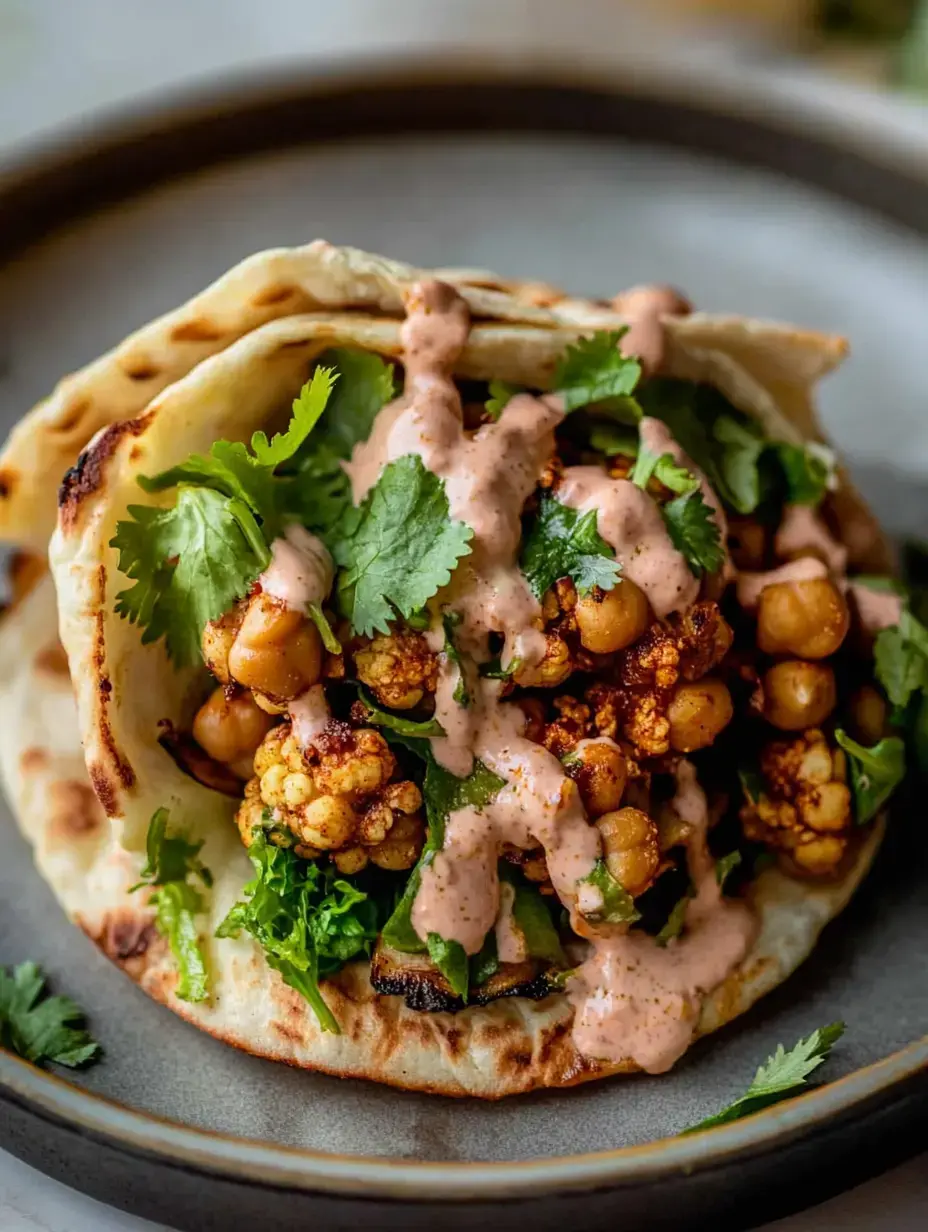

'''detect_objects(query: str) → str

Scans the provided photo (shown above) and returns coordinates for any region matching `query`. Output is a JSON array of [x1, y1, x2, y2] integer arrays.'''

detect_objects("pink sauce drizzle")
[[567, 761, 755, 1073], [736, 555, 828, 610], [258, 527, 334, 751], [775, 505, 848, 575], [557, 465, 699, 618], [611, 285, 692, 373], [848, 583, 903, 634]]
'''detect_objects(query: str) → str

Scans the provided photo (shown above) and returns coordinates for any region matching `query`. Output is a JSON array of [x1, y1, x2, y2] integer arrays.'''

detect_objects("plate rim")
[[1, 53, 927, 1203]]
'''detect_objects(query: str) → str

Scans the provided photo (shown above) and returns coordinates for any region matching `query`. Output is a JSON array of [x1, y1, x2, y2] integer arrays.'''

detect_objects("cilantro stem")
[[308, 602, 341, 655]]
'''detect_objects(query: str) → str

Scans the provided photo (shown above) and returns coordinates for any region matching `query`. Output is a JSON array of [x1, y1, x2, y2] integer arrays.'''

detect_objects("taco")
[[1, 242, 909, 1096]]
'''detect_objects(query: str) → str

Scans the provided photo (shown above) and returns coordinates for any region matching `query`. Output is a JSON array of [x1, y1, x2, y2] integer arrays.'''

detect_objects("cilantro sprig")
[[554, 330, 642, 414], [130, 808, 212, 1003], [112, 367, 339, 666], [834, 730, 906, 825], [0, 963, 101, 1068], [331, 454, 473, 637], [629, 445, 724, 577], [217, 830, 391, 1033], [684, 1022, 845, 1133], [520, 493, 621, 599], [577, 859, 640, 926]]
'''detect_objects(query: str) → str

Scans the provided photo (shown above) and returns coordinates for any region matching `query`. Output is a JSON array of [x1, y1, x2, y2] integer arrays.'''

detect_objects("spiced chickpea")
[[596, 807, 660, 897], [227, 593, 323, 700], [574, 580, 650, 655], [571, 740, 628, 817], [192, 687, 275, 778], [849, 684, 889, 746], [762, 661, 837, 732], [757, 577, 849, 660], [667, 678, 733, 753], [513, 633, 572, 688]]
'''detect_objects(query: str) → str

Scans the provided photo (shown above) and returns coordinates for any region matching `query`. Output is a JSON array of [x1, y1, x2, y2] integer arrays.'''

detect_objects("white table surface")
[[0, 2, 925, 1228]]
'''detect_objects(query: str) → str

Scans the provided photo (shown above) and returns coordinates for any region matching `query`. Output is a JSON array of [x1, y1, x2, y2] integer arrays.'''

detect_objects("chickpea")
[[228, 594, 323, 700], [596, 807, 660, 897], [296, 795, 358, 850], [574, 580, 650, 655], [201, 605, 244, 684], [369, 812, 426, 871], [757, 578, 849, 660], [762, 661, 837, 732], [849, 685, 889, 746], [333, 846, 370, 875], [667, 678, 733, 752], [572, 740, 628, 817], [192, 687, 275, 778], [794, 835, 846, 876]]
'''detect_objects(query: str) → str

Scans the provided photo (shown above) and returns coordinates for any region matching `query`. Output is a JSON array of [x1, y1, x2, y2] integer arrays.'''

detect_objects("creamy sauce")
[[259, 525, 333, 611], [495, 881, 528, 964], [848, 582, 903, 634], [412, 679, 602, 952], [567, 761, 755, 1073], [736, 555, 828, 610], [611, 285, 691, 374], [640, 414, 729, 547], [289, 684, 331, 750], [346, 281, 557, 675], [259, 527, 335, 753], [557, 465, 699, 618], [775, 504, 848, 575]]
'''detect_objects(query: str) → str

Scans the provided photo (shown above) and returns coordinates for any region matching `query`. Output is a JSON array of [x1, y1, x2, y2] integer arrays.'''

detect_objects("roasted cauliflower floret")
[[586, 601, 733, 759], [353, 629, 439, 710], [513, 632, 573, 688], [740, 729, 853, 875], [541, 695, 592, 759], [237, 721, 425, 869]]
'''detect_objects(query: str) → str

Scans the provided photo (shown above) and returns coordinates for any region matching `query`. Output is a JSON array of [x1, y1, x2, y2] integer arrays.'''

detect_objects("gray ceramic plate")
[[0, 60, 927, 1232]]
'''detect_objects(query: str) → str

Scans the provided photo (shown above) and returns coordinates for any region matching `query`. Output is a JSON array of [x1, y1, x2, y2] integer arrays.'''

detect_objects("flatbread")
[[0, 243, 890, 1096]]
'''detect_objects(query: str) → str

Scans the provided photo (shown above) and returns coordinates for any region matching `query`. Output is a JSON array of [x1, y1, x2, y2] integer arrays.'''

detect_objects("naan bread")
[[0, 243, 889, 1095]]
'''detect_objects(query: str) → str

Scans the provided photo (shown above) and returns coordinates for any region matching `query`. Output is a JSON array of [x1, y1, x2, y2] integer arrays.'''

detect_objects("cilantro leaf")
[[586, 421, 640, 457], [291, 349, 396, 466], [874, 625, 927, 708], [381, 754, 505, 953], [684, 1022, 845, 1133], [112, 488, 268, 667], [835, 730, 906, 825], [131, 808, 211, 1003], [485, 380, 523, 421], [712, 414, 766, 514], [774, 442, 835, 507], [661, 489, 725, 577], [249, 366, 338, 467], [577, 859, 641, 925], [509, 878, 566, 965], [442, 610, 470, 707], [0, 963, 101, 1068], [426, 933, 470, 1000], [469, 931, 500, 987], [332, 454, 473, 637], [630, 447, 699, 496], [655, 892, 691, 947], [217, 831, 389, 1032], [356, 686, 445, 738], [553, 331, 643, 413], [716, 850, 742, 891], [520, 493, 621, 599]]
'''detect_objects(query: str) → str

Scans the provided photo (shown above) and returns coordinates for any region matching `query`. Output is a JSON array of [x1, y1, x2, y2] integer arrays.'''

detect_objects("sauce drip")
[[557, 465, 699, 618], [611, 285, 691, 373], [848, 582, 903, 634], [258, 527, 334, 751], [775, 504, 848, 575], [736, 555, 828, 610], [567, 761, 755, 1073]]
